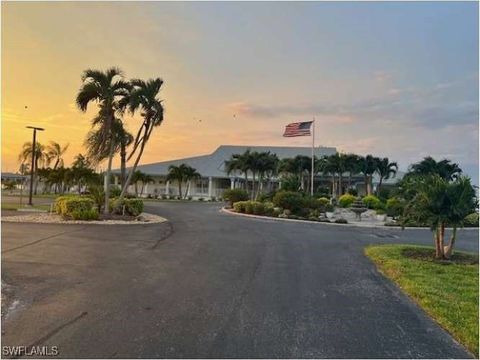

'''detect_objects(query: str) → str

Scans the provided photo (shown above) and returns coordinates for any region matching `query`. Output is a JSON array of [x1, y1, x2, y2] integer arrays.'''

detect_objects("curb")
[[220, 207, 479, 231]]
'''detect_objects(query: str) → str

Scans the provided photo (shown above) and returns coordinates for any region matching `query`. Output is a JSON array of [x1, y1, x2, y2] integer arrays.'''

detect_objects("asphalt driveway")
[[1, 202, 478, 358]]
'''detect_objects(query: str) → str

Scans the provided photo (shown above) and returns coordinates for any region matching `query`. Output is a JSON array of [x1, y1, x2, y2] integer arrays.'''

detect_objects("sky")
[[2, 1, 478, 183]]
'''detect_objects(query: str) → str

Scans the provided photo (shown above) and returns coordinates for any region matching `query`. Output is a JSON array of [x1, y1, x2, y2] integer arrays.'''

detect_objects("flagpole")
[[311, 117, 315, 196]]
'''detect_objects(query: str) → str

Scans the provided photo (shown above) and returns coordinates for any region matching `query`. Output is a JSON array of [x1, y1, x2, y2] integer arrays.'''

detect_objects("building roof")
[[1, 172, 27, 180], [125, 145, 337, 178]]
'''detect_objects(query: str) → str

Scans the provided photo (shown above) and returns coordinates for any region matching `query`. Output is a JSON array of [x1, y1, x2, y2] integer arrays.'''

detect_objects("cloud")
[[227, 75, 478, 130]]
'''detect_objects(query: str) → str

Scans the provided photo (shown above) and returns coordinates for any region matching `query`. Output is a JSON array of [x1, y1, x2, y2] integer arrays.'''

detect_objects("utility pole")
[[26, 126, 44, 206]]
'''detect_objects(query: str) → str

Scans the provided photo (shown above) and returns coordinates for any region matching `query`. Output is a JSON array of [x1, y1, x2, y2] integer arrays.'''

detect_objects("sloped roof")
[[125, 145, 337, 177]]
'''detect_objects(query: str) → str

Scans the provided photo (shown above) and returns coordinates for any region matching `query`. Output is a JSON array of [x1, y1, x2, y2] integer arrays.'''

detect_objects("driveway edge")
[[220, 207, 478, 231]]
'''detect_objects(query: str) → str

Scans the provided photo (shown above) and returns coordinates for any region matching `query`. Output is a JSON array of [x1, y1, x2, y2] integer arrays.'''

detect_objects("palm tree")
[[131, 170, 144, 197], [18, 141, 50, 194], [76, 67, 130, 214], [46, 141, 69, 169], [401, 175, 477, 259], [140, 174, 155, 197], [117, 123, 134, 188], [167, 164, 187, 198], [358, 155, 379, 195], [344, 154, 361, 193], [376, 157, 398, 195], [119, 78, 164, 200], [183, 166, 201, 199], [408, 156, 462, 181], [225, 150, 251, 193]]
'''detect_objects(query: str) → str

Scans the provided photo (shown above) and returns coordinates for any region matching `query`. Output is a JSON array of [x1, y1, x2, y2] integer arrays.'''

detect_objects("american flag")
[[283, 121, 313, 137]]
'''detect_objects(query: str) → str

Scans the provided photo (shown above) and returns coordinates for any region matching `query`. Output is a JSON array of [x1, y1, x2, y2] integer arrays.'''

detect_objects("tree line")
[[224, 150, 398, 199]]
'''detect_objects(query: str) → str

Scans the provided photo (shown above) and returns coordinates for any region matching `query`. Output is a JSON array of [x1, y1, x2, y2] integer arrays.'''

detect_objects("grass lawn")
[[1, 203, 51, 211], [365, 244, 479, 356]]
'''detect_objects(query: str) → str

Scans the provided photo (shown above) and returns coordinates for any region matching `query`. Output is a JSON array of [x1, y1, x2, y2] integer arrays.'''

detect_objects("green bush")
[[347, 188, 358, 196], [71, 208, 99, 220], [386, 197, 405, 218], [87, 185, 105, 212], [233, 201, 247, 213], [335, 218, 348, 224], [272, 191, 304, 214], [464, 213, 479, 227], [109, 185, 121, 198], [110, 198, 144, 216], [377, 188, 391, 201], [362, 195, 382, 209], [223, 189, 249, 207], [244, 201, 255, 214], [339, 194, 356, 208], [317, 197, 330, 207], [55, 196, 96, 219], [252, 201, 265, 215]]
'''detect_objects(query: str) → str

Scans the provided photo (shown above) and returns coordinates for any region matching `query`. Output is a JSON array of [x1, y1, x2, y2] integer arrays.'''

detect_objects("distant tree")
[[18, 141, 49, 194], [376, 157, 398, 195], [46, 141, 69, 169], [167, 165, 187, 198], [408, 156, 462, 181], [358, 155, 380, 195], [183, 166, 201, 199]]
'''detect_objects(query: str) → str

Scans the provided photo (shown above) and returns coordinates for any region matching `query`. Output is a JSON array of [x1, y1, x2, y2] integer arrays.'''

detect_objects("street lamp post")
[[26, 126, 44, 206]]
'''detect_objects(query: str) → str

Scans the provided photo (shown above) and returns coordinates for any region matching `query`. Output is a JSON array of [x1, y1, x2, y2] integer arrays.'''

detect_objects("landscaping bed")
[[1, 212, 166, 225], [365, 244, 479, 356]]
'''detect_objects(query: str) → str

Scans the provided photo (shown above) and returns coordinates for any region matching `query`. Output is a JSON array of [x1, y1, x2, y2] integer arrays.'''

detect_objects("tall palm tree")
[[376, 157, 398, 195], [119, 78, 164, 200], [167, 164, 187, 198], [225, 150, 252, 193], [183, 166, 201, 199], [409, 156, 462, 181], [140, 174, 155, 197], [344, 154, 361, 192], [358, 155, 379, 195], [46, 141, 69, 169], [117, 123, 134, 188], [76, 67, 130, 213]]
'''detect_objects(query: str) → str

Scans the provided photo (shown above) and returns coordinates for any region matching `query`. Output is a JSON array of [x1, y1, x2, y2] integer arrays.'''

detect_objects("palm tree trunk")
[[377, 177, 383, 196], [120, 144, 127, 188], [338, 174, 343, 197], [119, 125, 153, 200], [134, 182, 139, 197], [443, 226, 457, 259], [178, 181, 182, 198], [104, 140, 115, 214]]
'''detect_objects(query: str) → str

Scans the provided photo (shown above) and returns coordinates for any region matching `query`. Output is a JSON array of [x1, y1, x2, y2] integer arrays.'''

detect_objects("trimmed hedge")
[[55, 195, 97, 220], [272, 191, 304, 214], [223, 189, 249, 207], [386, 197, 404, 218], [464, 213, 479, 227], [339, 194, 356, 208], [110, 198, 144, 216], [362, 195, 383, 210]]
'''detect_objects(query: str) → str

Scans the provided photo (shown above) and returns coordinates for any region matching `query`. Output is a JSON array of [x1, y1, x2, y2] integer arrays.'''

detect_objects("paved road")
[[1, 202, 478, 358]]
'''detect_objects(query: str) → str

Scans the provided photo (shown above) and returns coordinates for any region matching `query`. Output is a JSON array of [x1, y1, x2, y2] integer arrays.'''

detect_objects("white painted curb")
[[220, 207, 479, 231]]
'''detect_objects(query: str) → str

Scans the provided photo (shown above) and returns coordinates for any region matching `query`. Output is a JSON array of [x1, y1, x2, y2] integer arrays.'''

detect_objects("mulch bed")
[[401, 247, 478, 265]]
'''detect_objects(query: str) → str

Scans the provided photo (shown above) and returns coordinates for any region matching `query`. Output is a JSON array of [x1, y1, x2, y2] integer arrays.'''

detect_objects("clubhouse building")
[[117, 145, 403, 199]]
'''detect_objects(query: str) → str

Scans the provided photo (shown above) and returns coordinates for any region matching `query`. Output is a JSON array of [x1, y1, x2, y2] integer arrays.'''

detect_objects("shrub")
[[347, 188, 358, 196], [377, 188, 391, 201], [198, 197, 204, 201], [252, 201, 265, 215], [161, 194, 167, 200], [210, 196, 217, 202], [386, 197, 405, 218], [335, 218, 348, 224], [272, 191, 304, 214], [87, 185, 105, 212], [325, 203, 334, 212], [109, 185, 121, 198], [309, 209, 321, 218], [55, 196, 96, 219], [233, 201, 247, 213], [339, 194, 356, 208], [263, 202, 275, 216], [362, 195, 382, 209], [244, 201, 254, 214], [280, 175, 301, 192], [464, 213, 479, 227], [110, 198, 144, 216], [317, 197, 330, 207], [71, 208, 99, 220], [223, 189, 249, 207], [187, 196, 193, 201]]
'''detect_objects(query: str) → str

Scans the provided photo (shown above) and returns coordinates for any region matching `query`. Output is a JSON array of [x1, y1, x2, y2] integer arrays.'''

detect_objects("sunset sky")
[[2, 2, 478, 182]]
